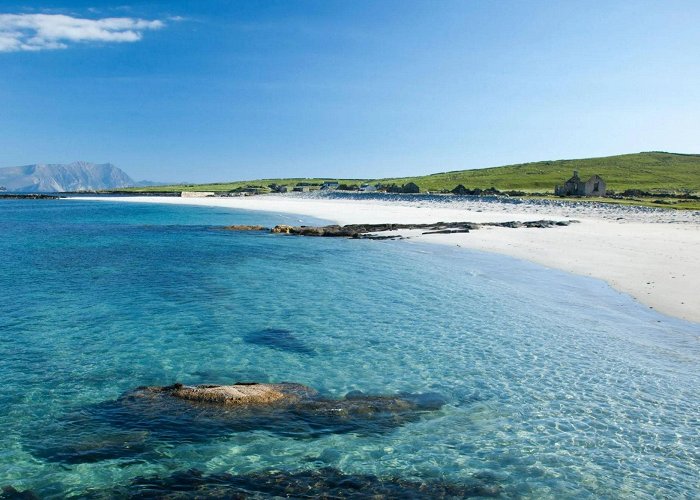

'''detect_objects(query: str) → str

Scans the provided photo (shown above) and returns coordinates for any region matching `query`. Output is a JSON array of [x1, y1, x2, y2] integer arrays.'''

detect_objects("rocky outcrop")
[[422, 229, 472, 235], [31, 382, 446, 464], [140, 382, 316, 406], [222, 224, 268, 231], [270, 224, 362, 236], [270, 224, 294, 233], [134, 382, 444, 416], [481, 219, 577, 229], [269, 222, 478, 238], [0, 193, 60, 199], [224, 220, 577, 239]]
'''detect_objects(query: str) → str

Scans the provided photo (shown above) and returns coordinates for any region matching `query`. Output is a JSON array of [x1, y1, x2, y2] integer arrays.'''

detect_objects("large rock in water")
[[29, 382, 446, 464], [134, 382, 442, 417], [145, 382, 316, 406]]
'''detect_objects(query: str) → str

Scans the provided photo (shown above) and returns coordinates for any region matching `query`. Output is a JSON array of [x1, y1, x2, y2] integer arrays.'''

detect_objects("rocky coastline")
[[223, 219, 577, 239], [0, 193, 61, 200]]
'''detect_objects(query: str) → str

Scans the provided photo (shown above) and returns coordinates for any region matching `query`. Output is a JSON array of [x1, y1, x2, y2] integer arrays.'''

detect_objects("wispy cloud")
[[0, 13, 166, 52]]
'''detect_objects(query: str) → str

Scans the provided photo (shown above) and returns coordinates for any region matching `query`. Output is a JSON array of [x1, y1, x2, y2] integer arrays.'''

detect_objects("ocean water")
[[0, 199, 698, 498]]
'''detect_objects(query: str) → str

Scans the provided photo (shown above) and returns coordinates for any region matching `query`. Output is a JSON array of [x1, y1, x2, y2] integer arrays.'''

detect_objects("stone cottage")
[[555, 171, 606, 196]]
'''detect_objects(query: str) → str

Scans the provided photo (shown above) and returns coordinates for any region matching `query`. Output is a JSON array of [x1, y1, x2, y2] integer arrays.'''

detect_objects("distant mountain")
[[0, 162, 137, 192]]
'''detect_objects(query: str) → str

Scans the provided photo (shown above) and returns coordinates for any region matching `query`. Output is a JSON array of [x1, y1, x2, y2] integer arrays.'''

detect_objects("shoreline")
[[74, 195, 700, 324]]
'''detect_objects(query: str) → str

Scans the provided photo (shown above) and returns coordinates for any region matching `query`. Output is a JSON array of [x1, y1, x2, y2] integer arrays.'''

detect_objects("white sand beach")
[[78, 195, 700, 324]]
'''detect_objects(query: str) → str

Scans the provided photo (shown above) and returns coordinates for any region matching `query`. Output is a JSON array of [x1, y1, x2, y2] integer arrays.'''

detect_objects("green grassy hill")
[[123, 152, 700, 195], [381, 152, 700, 194], [125, 178, 366, 193]]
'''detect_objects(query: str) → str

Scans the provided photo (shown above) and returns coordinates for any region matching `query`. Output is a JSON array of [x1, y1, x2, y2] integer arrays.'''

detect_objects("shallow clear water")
[[0, 199, 698, 498]]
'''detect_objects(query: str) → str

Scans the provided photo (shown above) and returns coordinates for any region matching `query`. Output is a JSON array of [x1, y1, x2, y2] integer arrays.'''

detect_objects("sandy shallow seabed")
[[76, 195, 700, 324]]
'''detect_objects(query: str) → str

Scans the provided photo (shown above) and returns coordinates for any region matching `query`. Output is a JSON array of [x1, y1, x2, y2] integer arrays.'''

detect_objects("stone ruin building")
[[555, 171, 606, 196]]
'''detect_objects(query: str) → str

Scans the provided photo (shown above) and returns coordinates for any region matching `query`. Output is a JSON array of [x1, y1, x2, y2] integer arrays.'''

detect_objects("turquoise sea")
[[1, 199, 698, 498]]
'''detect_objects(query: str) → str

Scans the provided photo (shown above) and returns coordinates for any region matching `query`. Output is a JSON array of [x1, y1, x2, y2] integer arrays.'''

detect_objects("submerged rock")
[[243, 327, 316, 355], [26, 423, 153, 465], [83, 467, 502, 499], [133, 382, 443, 423], [29, 383, 446, 464], [0, 486, 39, 500]]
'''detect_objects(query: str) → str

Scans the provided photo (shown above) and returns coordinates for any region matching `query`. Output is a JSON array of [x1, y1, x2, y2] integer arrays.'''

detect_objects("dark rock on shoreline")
[[422, 229, 471, 235], [82, 467, 502, 499], [222, 220, 576, 240], [223, 224, 268, 231], [0, 193, 60, 200], [481, 219, 578, 229], [484, 221, 523, 228], [271, 224, 366, 237]]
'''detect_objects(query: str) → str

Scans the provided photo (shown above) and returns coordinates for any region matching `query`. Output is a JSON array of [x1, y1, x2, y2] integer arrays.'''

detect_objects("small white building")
[[359, 184, 377, 192]]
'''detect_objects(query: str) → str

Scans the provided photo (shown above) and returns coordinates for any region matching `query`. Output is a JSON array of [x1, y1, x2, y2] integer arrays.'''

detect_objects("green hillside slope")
[[380, 152, 700, 194], [125, 178, 367, 193], [123, 152, 700, 195]]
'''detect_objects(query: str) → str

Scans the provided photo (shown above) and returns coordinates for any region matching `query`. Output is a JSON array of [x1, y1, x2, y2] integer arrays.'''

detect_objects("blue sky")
[[1, 1, 699, 182]]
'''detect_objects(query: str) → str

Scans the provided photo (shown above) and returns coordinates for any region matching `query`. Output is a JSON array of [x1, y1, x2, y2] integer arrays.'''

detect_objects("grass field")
[[120, 152, 700, 207], [381, 152, 700, 194], [124, 178, 367, 193]]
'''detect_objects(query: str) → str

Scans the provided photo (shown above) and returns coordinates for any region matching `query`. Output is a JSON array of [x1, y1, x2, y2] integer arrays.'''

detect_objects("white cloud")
[[0, 13, 166, 52]]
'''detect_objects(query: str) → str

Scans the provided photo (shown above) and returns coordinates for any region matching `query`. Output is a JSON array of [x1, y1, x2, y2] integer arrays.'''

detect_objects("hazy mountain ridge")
[[0, 162, 137, 192]]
